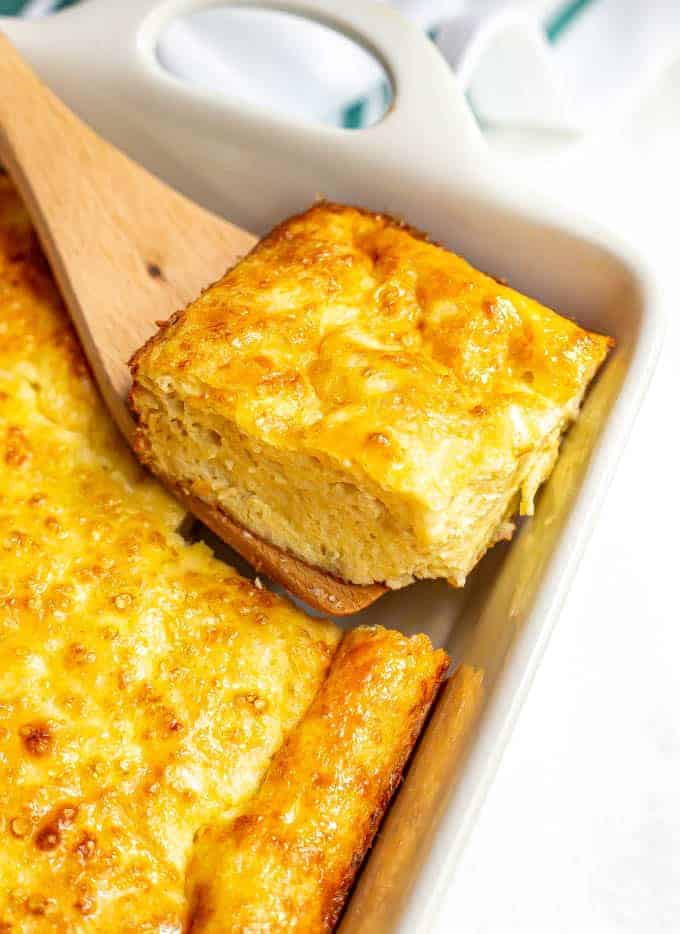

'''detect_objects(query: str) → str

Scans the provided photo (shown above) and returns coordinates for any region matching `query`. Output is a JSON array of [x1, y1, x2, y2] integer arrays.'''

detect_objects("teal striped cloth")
[[343, 2, 591, 131], [0, 0, 593, 29], [345, 1, 593, 129], [0, 0, 75, 12]]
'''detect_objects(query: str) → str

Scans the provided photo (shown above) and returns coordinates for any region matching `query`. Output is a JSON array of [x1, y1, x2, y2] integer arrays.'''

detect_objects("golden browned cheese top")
[[133, 203, 612, 509], [0, 177, 340, 931]]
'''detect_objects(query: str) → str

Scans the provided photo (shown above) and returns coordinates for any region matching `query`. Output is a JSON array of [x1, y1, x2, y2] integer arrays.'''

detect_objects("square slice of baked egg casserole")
[[131, 203, 612, 589]]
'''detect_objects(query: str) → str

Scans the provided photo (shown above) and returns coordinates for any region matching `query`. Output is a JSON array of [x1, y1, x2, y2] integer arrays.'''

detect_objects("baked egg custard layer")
[[131, 203, 612, 589], [0, 177, 446, 931]]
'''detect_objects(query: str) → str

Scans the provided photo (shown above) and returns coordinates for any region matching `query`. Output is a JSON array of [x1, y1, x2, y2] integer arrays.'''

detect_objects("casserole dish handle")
[[0, 0, 487, 188]]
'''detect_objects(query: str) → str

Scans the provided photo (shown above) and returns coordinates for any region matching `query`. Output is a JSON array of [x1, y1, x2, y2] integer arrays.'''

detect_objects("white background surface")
[[432, 108, 680, 932], [15, 1, 680, 930]]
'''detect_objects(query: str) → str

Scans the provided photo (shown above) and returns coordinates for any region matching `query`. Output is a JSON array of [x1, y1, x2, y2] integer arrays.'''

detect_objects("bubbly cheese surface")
[[0, 177, 341, 931], [132, 203, 612, 587]]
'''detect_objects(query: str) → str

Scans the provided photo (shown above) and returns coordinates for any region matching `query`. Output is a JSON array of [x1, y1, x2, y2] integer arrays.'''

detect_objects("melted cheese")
[[131, 203, 612, 587], [0, 177, 341, 931]]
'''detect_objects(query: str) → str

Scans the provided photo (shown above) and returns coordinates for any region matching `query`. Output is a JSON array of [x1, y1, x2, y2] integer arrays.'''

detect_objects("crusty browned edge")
[[185, 628, 449, 933], [321, 645, 450, 931], [340, 663, 486, 930]]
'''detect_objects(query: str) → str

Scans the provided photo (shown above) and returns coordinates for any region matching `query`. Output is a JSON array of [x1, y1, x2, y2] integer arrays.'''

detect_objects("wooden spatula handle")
[[0, 32, 253, 443]]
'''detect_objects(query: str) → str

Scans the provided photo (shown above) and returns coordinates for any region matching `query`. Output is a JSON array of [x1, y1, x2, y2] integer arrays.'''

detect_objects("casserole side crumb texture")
[[131, 203, 613, 588], [0, 178, 445, 932]]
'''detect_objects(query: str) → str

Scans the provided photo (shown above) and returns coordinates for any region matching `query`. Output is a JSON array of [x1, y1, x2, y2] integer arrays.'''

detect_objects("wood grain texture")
[[0, 32, 385, 614]]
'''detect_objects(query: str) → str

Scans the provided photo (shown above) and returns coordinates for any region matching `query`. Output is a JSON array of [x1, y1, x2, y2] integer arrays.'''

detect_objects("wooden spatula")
[[0, 33, 385, 615]]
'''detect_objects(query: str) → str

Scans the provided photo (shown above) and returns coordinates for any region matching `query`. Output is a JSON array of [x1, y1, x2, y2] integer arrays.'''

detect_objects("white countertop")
[[433, 118, 680, 932]]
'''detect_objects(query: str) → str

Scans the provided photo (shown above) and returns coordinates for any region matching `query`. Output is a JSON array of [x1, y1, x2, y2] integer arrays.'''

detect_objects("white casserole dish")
[[0, 2, 664, 931]]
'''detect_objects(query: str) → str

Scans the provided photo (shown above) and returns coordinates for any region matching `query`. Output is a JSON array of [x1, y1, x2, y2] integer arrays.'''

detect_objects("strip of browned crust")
[[341, 663, 486, 931], [186, 626, 449, 933]]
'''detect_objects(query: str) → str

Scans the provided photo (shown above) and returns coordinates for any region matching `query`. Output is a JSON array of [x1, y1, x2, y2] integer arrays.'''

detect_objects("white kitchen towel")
[[18, 1, 680, 134]]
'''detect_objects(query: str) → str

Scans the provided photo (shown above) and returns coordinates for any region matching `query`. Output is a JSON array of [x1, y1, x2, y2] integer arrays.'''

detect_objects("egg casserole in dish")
[[131, 203, 612, 590], [0, 177, 448, 931]]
